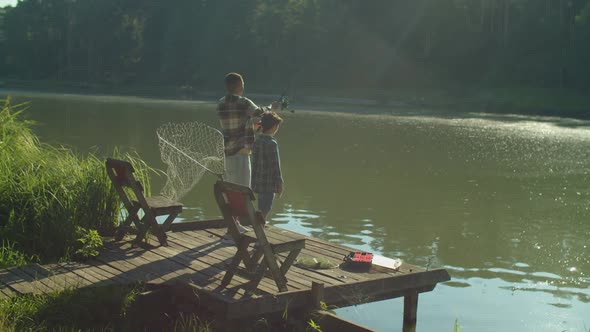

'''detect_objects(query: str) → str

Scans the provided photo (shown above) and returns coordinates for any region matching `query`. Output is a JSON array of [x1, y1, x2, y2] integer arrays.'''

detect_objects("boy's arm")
[[269, 142, 284, 194]]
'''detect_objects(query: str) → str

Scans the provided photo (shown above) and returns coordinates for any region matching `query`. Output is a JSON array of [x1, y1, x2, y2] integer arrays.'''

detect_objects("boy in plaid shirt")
[[251, 112, 284, 219]]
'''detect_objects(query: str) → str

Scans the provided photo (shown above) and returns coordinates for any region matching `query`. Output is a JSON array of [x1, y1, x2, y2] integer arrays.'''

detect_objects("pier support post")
[[310, 282, 325, 310], [285, 282, 325, 332], [403, 290, 418, 331]]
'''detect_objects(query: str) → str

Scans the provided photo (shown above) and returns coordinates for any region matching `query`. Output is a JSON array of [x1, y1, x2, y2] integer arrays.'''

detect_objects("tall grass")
[[0, 284, 139, 331], [0, 98, 151, 263], [0, 241, 36, 269], [0, 284, 213, 332]]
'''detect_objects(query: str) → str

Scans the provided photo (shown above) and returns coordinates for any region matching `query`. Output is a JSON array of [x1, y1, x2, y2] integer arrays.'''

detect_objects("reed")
[[0, 98, 152, 263]]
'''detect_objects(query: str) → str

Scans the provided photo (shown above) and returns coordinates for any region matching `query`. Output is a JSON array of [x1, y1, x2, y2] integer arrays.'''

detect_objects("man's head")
[[225, 72, 244, 95], [260, 112, 283, 135]]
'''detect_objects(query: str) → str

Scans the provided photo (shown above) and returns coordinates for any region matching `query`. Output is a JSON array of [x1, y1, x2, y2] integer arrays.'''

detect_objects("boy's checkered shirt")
[[251, 135, 283, 193], [217, 94, 265, 156]]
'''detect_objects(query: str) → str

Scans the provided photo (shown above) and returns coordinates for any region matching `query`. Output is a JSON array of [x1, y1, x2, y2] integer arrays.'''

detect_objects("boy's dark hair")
[[225, 72, 243, 92], [260, 112, 283, 132]]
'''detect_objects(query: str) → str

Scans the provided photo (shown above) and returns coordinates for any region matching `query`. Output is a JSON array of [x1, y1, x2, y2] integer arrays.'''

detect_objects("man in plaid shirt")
[[217, 72, 279, 188]]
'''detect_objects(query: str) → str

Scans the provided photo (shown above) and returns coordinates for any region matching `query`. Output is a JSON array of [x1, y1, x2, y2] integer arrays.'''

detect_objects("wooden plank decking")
[[0, 221, 450, 327]]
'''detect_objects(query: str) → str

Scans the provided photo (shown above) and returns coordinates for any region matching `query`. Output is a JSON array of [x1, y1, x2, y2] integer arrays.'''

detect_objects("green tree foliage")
[[1, 0, 590, 90]]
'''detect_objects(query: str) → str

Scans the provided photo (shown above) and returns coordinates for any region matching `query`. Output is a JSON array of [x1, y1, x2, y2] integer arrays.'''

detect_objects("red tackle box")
[[343, 251, 373, 269]]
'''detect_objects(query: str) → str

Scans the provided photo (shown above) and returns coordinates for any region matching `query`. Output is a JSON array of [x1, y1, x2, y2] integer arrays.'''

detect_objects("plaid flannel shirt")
[[217, 94, 265, 156], [251, 134, 283, 193]]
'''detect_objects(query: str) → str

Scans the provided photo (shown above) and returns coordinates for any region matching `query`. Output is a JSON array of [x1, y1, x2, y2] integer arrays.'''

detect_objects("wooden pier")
[[0, 220, 450, 331]]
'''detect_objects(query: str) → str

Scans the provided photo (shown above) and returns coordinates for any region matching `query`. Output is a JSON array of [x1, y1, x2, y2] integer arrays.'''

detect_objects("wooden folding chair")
[[105, 158, 182, 246], [214, 180, 305, 292]]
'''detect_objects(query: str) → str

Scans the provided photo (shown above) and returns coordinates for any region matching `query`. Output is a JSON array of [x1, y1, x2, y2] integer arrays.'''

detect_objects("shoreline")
[[1, 80, 589, 120]]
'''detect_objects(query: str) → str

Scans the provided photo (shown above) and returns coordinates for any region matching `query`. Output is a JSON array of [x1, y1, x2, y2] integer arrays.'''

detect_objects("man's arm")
[[245, 98, 281, 117]]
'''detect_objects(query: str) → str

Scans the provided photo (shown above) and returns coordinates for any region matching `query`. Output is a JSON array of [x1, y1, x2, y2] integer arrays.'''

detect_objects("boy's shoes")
[[220, 224, 251, 245], [237, 224, 251, 233], [220, 236, 235, 246]]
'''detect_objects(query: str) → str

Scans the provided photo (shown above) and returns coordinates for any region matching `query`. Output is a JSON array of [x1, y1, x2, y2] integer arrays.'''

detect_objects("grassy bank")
[[0, 284, 213, 332], [0, 285, 339, 332], [0, 97, 215, 330], [0, 97, 152, 265]]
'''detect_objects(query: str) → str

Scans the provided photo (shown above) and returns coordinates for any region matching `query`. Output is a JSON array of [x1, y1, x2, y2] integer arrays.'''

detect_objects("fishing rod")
[[255, 93, 294, 131]]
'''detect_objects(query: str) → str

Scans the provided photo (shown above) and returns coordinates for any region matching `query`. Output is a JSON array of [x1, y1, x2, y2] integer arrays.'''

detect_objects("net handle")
[[157, 134, 222, 177]]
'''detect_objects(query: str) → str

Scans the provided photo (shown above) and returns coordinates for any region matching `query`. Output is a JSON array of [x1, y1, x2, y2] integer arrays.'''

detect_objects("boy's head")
[[225, 72, 244, 95], [260, 112, 283, 135]]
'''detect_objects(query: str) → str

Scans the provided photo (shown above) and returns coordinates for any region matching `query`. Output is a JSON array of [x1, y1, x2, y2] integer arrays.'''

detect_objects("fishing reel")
[[277, 94, 294, 113]]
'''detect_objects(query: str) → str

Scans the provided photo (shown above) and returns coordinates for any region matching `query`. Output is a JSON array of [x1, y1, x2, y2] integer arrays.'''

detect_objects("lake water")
[[6, 92, 590, 331]]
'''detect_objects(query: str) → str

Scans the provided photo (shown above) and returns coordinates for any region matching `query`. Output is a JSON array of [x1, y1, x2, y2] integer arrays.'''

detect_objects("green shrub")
[[75, 226, 103, 259], [0, 97, 152, 263]]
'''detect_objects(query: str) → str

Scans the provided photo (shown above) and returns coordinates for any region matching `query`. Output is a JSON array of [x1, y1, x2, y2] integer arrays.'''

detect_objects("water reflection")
[[8, 92, 590, 331], [274, 208, 383, 251]]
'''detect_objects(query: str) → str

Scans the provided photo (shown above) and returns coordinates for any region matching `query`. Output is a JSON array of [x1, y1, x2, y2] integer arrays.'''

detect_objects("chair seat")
[[132, 196, 183, 215], [242, 231, 305, 253]]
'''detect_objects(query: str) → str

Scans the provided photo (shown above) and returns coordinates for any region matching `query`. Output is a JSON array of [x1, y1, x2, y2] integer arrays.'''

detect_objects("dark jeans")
[[257, 192, 275, 216]]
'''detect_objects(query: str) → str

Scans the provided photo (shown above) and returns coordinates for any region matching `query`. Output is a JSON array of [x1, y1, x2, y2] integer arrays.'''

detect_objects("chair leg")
[[129, 209, 143, 228], [161, 213, 178, 232], [280, 249, 301, 276], [222, 239, 250, 287], [264, 254, 288, 292], [248, 248, 264, 273], [136, 214, 150, 240], [115, 221, 131, 241], [250, 257, 288, 292], [134, 215, 167, 246], [231, 237, 257, 272], [248, 259, 268, 291], [132, 218, 149, 245], [274, 271, 289, 292], [145, 212, 168, 246], [115, 206, 140, 241], [155, 230, 168, 246]]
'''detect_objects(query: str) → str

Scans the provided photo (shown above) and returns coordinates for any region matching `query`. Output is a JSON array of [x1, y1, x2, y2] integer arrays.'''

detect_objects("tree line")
[[1, 0, 590, 93]]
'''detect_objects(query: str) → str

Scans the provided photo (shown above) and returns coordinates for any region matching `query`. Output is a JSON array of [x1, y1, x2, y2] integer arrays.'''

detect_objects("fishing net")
[[294, 256, 340, 270], [156, 122, 225, 201]]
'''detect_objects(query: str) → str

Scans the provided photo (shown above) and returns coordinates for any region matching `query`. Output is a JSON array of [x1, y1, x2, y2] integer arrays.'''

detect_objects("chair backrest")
[[214, 181, 260, 228], [105, 158, 140, 188], [105, 158, 146, 209]]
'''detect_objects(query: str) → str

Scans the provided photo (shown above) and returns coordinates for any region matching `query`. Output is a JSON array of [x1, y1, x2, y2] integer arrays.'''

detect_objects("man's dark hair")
[[225, 72, 243, 91]]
